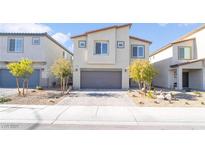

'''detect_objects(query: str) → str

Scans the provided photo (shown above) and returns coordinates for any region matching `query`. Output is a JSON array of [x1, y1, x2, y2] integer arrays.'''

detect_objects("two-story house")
[[71, 24, 151, 89], [150, 24, 205, 90], [0, 32, 73, 88]]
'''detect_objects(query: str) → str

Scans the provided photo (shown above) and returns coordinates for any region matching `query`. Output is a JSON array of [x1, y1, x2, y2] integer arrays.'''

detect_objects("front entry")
[[182, 72, 189, 88]]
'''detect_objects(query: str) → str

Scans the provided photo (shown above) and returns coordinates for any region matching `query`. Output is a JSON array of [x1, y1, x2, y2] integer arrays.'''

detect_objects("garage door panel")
[[0, 69, 40, 88], [80, 71, 122, 89]]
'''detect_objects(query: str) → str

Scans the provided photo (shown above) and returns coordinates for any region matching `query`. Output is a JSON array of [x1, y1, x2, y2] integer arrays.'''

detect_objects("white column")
[[177, 67, 183, 90], [202, 68, 205, 90], [73, 67, 80, 89], [122, 68, 129, 89]]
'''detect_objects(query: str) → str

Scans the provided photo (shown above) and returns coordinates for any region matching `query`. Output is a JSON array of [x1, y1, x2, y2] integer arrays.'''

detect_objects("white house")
[[150, 24, 205, 90], [71, 24, 152, 89], [0, 32, 73, 88]]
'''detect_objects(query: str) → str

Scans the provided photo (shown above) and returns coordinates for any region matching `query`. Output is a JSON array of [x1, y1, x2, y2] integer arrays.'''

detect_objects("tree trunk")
[[138, 81, 141, 90], [16, 78, 21, 95], [65, 77, 68, 91], [60, 77, 62, 91], [62, 78, 65, 95], [22, 80, 25, 96], [26, 79, 29, 94]]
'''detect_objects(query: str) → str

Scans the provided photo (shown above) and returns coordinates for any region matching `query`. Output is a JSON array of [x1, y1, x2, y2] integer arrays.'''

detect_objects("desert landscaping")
[[0, 89, 67, 105], [129, 89, 205, 107]]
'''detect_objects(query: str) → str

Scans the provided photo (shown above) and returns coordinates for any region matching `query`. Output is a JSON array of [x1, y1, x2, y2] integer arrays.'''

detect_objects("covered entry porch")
[[169, 59, 205, 90]]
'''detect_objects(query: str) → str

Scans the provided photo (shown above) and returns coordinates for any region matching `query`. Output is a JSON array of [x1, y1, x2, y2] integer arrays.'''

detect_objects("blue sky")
[[46, 23, 203, 52], [0, 23, 203, 53]]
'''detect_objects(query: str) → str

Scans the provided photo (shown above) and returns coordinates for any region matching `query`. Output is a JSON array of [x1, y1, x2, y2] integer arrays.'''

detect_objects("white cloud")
[[68, 44, 74, 52], [0, 23, 73, 50], [0, 23, 52, 33], [52, 32, 71, 44], [177, 23, 196, 27], [158, 23, 168, 27]]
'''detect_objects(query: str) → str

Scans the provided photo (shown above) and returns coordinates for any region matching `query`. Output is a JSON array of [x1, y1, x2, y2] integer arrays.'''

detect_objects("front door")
[[182, 72, 189, 88]]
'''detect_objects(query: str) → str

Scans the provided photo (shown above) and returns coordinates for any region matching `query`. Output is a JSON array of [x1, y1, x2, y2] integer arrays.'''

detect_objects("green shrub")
[[0, 96, 12, 103], [146, 91, 155, 99], [36, 86, 43, 90]]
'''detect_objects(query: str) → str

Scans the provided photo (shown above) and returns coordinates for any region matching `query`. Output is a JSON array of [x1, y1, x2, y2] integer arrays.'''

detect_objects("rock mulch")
[[129, 89, 205, 107], [4, 89, 66, 105]]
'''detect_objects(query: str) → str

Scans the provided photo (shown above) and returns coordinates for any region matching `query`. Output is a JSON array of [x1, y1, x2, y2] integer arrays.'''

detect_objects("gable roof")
[[0, 32, 73, 56], [129, 36, 152, 44], [71, 23, 132, 39], [150, 24, 205, 57]]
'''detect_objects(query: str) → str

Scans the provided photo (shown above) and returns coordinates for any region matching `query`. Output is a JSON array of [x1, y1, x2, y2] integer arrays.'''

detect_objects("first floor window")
[[132, 45, 145, 58], [8, 38, 24, 52], [95, 41, 108, 55], [178, 47, 192, 60]]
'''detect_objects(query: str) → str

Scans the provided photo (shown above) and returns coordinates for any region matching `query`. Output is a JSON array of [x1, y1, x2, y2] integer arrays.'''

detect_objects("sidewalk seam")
[[51, 106, 71, 124]]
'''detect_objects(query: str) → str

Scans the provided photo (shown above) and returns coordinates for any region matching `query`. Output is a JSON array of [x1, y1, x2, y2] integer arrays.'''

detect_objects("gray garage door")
[[0, 69, 40, 88], [80, 70, 122, 89]]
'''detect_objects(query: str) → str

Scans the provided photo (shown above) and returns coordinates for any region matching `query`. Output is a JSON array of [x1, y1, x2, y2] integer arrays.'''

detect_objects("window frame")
[[7, 37, 24, 53], [78, 40, 86, 48], [178, 46, 192, 60], [117, 41, 125, 48], [94, 41, 109, 55], [32, 37, 40, 45], [131, 45, 145, 58]]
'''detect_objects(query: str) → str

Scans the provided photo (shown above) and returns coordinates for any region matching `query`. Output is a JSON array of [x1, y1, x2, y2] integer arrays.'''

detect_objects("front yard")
[[0, 89, 66, 105], [129, 89, 205, 107]]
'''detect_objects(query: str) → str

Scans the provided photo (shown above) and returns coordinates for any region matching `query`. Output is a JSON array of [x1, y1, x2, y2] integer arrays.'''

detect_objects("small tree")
[[51, 58, 72, 94], [7, 63, 22, 95], [129, 60, 158, 91], [19, 59, 33, 95], [7, 59, 33, 96]]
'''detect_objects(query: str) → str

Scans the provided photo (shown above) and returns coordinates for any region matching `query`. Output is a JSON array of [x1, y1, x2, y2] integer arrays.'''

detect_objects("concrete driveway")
[[58, 90, 136, 106], [0, 88, 17, 97], [1, 90, 205, 129]]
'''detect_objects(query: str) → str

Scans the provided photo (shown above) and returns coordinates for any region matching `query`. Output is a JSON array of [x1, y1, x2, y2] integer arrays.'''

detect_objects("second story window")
[[8, 38, 24, 52], [78, 40, 86, 48], [95, 41, 108, 55], [178, 46, 192, 60], [132, 45, 145, 58], [32, 37, 40, 45]]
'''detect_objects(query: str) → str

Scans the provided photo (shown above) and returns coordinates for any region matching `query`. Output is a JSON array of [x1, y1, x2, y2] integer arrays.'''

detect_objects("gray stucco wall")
[[189, 69, 203, 90]]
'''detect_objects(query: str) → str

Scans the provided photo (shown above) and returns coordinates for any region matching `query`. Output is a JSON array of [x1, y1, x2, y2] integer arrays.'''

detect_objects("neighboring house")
[[150, 24, 205, 90], [71, 24, 151, 89], [0, 32, 73, 88]]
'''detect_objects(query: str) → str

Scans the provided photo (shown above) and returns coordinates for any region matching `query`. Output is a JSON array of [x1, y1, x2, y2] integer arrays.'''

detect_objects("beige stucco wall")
[[185, 28, 205, 59], [130, 38, 150, 64], [150, 27, 205, 89], [188, 69, 203, 90], [0, 35, 46, 62], [73, 26, 129, 89], [150, 46, 173, 88], [44, 37, 73, 87], [73, 26, 150, 89], [172, 39, 195, 64], [0, 35, 73, 87]]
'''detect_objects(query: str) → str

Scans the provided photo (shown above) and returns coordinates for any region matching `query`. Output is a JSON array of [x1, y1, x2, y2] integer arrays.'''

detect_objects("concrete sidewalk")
[[1, 104, 205, 129]]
